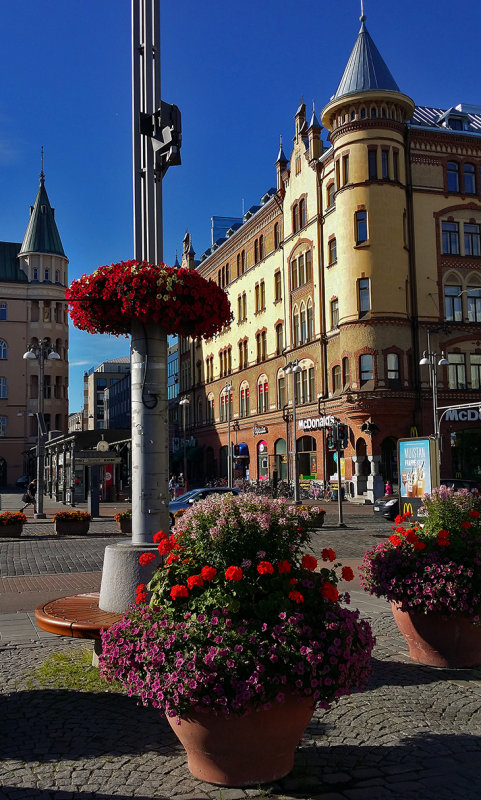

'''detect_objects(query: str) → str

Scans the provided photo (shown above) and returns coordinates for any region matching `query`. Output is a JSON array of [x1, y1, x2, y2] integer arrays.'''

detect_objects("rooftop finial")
[[40, 145, 45, 183], [360, 0, 366, 22]]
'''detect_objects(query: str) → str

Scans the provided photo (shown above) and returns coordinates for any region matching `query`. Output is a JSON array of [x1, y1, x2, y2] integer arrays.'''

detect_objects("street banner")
[[398, 437, 440, 520]]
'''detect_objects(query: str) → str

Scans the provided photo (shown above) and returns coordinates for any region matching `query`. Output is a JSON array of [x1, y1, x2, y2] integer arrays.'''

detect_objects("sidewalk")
[[2, 493, 481, 798]]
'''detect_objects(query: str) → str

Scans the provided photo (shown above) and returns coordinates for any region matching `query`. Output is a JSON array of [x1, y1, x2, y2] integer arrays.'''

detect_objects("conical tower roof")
[[19, 173, 65, 257], [333, 17, 400, 100]]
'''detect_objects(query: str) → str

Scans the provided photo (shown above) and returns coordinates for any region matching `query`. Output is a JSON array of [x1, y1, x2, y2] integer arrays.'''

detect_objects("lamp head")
[[23, 350, 36, 360], [438, 353, 449, 367], [47, 351, 61, 360], [419, 352, 430, 366]]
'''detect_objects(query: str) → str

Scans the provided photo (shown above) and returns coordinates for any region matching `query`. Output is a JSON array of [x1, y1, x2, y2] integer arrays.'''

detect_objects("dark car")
[[169, 487, 240, 527], [16, 475, 29, 489], [440, 478, 480, 493], [373, 494, 399, 520]]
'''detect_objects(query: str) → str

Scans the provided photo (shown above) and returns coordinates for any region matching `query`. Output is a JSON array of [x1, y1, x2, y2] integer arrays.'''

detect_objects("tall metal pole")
[[99, 0, 181, 613], [36, 347, 46, 519], [226, 381, 232, 486]]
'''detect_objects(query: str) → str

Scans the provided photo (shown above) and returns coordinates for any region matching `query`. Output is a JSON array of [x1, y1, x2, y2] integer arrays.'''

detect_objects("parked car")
[[169, 487, 240, 527], [440, 478, 480, 493], [16, 475, 29, 489], [373, 494, 399, 520]]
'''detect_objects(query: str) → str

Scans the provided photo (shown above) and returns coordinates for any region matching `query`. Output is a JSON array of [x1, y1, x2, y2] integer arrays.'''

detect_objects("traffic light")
[[337, 423, 348, 450], [326, 426, 336, 450], [233, 444, 240, 457]]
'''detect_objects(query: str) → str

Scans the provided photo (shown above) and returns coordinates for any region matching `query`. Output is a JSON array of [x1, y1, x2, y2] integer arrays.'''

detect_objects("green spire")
[[19, 172, 65, 257]]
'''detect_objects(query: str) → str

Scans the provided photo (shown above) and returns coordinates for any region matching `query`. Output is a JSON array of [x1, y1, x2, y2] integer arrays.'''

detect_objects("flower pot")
[[166, 692, 315, 786], [54, 520, 90, 536], [0, 524, 23, 538], [391, 603, 481, 668], [309, 513, 325, 528], [116, 518, 132, 534]]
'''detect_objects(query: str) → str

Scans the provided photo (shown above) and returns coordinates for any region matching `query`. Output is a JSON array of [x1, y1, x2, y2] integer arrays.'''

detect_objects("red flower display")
[[153, 530, 169, 543], [157, 539, 174, 555], [187, 574, 204, 590], [225, 566, 243, 582], [138, 552, 156, 566], [389, 535, 403, 547], [200, 565, 217, 581], [321, 548, 336, 562], [136, 583, 148, 604], [277, 560, 292, 574], [66, 260, 232, 339], [288, 590, 304, 604], [321, 581, 339, 602], [257, 561, 274, 575], [170, 584, 189, 600], [301, 554, 317, 571], [341, 566, 354, 582]]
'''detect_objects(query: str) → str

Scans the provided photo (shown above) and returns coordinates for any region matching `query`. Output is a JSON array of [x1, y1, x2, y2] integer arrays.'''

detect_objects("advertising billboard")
[[397, 438, 440, 519]]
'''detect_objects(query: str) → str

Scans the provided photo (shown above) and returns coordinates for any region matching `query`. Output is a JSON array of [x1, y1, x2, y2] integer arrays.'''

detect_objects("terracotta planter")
[[309, 513, 325, 528], [0, 524, 23, 538], [391, 603, 481, 668], [116, 518, 132, 534], [54, 520, 90, 536], [167, 692, 314, 786]]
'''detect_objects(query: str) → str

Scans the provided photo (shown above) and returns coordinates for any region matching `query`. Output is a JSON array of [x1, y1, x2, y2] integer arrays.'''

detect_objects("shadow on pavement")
[[0, 689, 179, 761], [368, 655, 481, 688]]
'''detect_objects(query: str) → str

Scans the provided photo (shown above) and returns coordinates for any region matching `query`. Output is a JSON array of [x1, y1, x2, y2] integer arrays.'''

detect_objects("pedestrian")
[[169, 475, 178, 500], [21, 478, 37, 514], [385, 480, 393, 496]]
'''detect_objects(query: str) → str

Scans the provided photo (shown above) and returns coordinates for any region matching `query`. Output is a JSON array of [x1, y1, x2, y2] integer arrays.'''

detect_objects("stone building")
[[178, 16, 481, 498], [0, 171, 68, 487]]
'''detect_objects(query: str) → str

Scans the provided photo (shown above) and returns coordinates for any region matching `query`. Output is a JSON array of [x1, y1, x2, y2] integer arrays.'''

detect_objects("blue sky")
[[1, 0, 481, 411]]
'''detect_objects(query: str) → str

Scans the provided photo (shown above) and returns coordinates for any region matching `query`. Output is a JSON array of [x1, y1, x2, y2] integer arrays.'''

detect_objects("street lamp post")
[[179, 396, 190, 491], [23, 338, 60, 519], [419, 330, 449, 467], [224, 381, 233, 486], [284, 360, 301, 504]]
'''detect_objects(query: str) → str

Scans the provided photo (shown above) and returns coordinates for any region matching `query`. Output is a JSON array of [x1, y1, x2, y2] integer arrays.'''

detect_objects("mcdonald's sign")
[[402, 502, 414, 518]]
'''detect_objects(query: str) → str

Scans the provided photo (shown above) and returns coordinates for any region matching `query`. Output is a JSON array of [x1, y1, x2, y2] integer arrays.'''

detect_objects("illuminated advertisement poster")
[[398, 438, 439, 519]]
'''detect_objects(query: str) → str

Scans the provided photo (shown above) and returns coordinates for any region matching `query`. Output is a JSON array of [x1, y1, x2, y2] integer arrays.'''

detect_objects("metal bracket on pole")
[[139, 101, 182, 179]]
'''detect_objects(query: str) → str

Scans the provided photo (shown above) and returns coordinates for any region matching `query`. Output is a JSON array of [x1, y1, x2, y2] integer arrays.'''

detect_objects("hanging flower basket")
[[66, 260, 232, 339]]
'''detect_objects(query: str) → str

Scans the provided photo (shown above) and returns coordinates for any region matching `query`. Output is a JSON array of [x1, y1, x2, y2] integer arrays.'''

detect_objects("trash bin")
[[331, 487, 345, 501]]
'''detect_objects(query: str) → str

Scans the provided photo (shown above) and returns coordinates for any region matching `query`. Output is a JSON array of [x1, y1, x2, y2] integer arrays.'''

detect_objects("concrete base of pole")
[[98, 541, 160, 613]]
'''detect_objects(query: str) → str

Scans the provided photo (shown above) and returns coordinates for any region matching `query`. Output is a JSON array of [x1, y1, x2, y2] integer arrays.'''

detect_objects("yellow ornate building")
[[179, 16, 481, 498]]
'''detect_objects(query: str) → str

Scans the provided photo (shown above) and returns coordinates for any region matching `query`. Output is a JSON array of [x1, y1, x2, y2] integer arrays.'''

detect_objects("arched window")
[[332, 365, 341, 392], [360, 107, 367, 119], [259, 234, 264, 260], [0, 340, 6, 359], [207, 394, 214, 423], [257, 377, 269, 413], [326, 183, 335, 208], [370, 106, 377, 118], [464, 163, 476, 195], [307, 300, 313, 341], [276, 323, 284, 354], [293, 306, 300, 347], [387, 353, 400, 387], [274, 222, 280, 249], [239, 382, 250, 418], [342, 356, 350, 387], [277, 371, 286, 409], [197, 396, 203, 424], [360, 354, 374, 385], [300, 303, 307, 344], [447, 161, 460, 192], [299, 198, 306, 228], [292, 203, 299, 233], [0, 377, 6, 398], [291, 259, 298, 290]]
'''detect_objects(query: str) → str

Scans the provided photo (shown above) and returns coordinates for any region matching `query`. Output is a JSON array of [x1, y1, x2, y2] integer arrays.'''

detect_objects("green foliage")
[[27, 646, 125, 693]]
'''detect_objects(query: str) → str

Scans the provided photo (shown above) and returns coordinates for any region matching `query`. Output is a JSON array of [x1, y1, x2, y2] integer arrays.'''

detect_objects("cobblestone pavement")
[[1, 614, 481, 800], [4, 493, 481, 798]]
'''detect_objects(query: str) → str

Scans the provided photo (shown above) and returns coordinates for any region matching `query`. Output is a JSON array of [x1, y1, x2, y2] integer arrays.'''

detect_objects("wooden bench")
[[35, 592, 123, 664]]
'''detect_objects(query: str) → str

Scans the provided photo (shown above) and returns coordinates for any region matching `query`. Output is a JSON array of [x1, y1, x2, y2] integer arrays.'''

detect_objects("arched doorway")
[[381, 437, 398, 486], [257, 440, 269, 481], [273, 438, 287, 480], [297, 435, 317, 480], [205, 446, 216, 481]]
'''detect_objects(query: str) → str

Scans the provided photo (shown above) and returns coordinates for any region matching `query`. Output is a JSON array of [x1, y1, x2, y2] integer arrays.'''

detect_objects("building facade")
[[0, 173, 69, 487], [83, 357, 131, 430], [177, 17, 481, 497]]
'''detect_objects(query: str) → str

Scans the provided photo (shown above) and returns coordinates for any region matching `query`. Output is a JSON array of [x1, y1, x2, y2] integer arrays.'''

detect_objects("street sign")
[[76, 456, 122, 466]]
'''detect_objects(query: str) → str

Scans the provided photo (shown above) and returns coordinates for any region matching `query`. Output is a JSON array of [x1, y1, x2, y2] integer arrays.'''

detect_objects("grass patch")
[[27, 646, 126, 694]]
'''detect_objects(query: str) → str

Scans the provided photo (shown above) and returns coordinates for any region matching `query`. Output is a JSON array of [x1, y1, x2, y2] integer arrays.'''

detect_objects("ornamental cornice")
[[329, 118, 405, 145]]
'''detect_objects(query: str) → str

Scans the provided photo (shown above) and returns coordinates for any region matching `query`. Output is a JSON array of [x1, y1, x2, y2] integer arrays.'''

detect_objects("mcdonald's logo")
[[409, 426, 418, 438], [403, 502, 414, 518]]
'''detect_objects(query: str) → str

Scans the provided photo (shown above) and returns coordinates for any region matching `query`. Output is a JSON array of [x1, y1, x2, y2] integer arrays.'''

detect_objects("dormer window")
[[448, 117, 464, 130]]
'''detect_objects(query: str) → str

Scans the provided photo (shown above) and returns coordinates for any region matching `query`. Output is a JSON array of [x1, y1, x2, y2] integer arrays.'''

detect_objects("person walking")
[[21, 478, 37, 514]]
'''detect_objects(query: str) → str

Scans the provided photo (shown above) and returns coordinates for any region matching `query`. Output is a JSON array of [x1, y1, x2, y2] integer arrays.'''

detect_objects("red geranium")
[[138, 552, 156, 566], [389, 535, 403, 547], [257, 561, 274, 575], [66, 260, 232, 339], [153, 530, 168, 543], [170, 584, 189, 600], [157, 539, 173, 555], [341, 566, 354, 581], [277, 560, 292, 574], [225, 566, 243, 581], [321, 581, 339, 601], [200, 565, 217, 581], [288, 590, 304, 604], [187, 574, 204, 590], [321, 548, 336, 562], [301, 554, 317, 571]]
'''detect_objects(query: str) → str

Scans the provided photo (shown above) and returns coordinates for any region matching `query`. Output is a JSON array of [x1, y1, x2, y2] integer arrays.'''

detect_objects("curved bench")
[[35, 592, 123, 664]]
